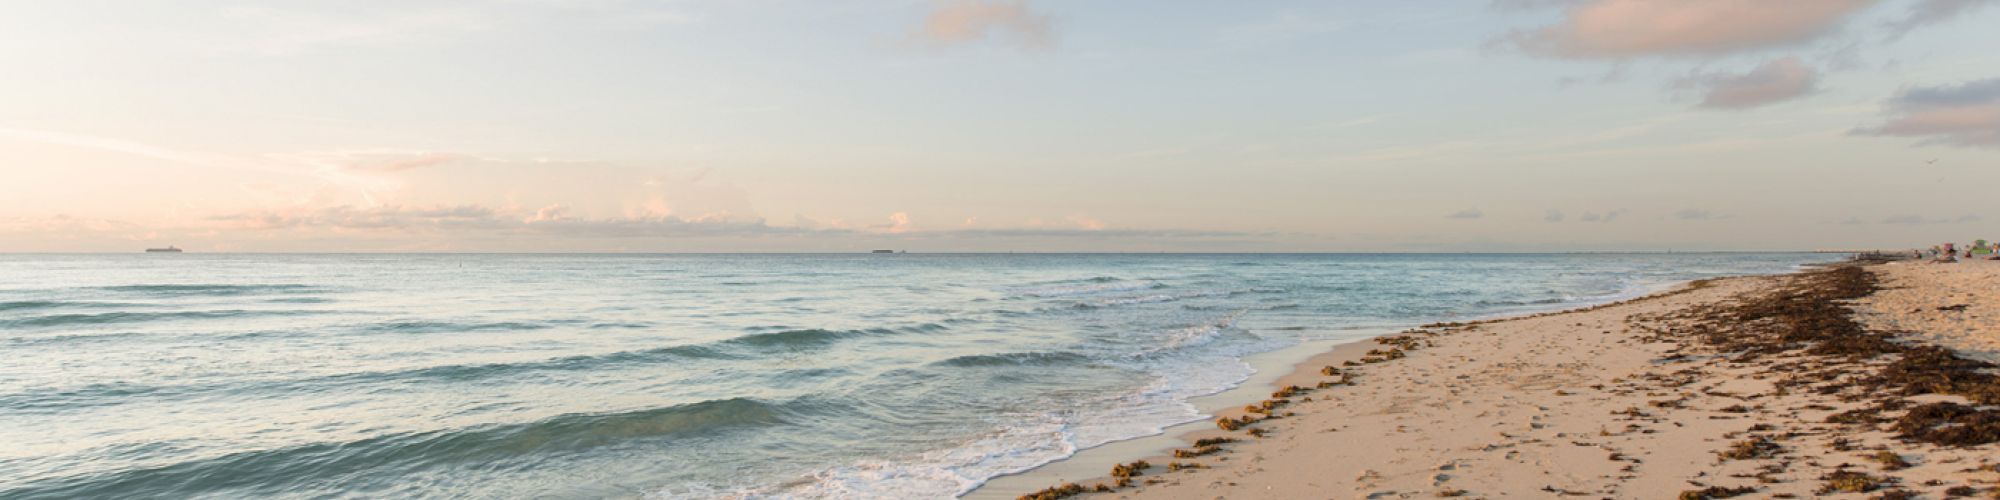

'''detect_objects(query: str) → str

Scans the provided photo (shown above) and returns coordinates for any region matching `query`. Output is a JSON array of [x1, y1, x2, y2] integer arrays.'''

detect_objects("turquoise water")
[[0, 253, 1829, 499]]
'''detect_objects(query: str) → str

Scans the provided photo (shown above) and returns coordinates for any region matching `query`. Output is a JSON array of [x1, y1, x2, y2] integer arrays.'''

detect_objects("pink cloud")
[[911, 0, 1054, 48], [874, 212, 915, 233], [1856, 78, 2000, 148], [1066, 215, 1105, 230], [1680, 57, 1819, 109], [346, 152, 460, 172], [1506, 0, 1878, 58]]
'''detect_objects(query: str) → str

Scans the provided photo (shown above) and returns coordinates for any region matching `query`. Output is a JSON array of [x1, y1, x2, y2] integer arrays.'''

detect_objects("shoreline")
[[971, 270, 1772, 499], [993, 258, 2000, 498]]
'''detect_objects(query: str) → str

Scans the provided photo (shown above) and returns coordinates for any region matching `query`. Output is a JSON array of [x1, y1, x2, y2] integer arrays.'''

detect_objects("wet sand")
[[997, 259, 2000, 499]]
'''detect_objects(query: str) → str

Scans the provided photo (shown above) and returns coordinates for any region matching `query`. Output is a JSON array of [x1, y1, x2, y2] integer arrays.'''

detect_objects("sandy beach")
[[1008, 258, 2000, 499]]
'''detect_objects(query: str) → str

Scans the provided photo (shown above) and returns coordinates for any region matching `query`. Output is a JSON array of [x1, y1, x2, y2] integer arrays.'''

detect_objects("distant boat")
[[145, 246, 183, 253], [871, 249, 896, 254]]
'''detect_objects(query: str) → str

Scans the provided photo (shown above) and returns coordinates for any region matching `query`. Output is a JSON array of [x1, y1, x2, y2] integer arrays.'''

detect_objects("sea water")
[[0, 253, 1829, 499]]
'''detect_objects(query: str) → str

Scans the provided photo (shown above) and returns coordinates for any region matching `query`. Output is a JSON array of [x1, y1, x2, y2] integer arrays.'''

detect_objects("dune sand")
[[1010, 260, 2000, 499]]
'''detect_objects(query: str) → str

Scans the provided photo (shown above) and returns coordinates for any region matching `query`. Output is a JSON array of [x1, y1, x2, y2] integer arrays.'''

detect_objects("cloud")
[[1673, 209, 1729, 220], [203, 204, 1255, 242], [1578, 209, 1629, 222], [910, 0, 1054, 48], [1544, 209, 1565, 222], [1678, 57, 1819, 109], [1446, 209, 1485, 219], [1066, 215, 1106, 230], [1880, 214, 1982, 225], [212, 204, 505, 231], [344, 152, 461, 172], [872, 212, 915, 234], [1502, 0, 1877, 58], [206, 2, 692, 57], [1854, 77, 2000, 148], [1884, 0, 1999, 39]]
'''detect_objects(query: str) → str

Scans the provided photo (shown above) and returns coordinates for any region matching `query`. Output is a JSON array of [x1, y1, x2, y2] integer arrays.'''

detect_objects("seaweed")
[[1678, 485, 1757, 499], [1718, 437, 1783, 461], [1892, 402, 2000, 447], [1192, 437, 1235, 447], [1173, 445, 1221, 458], [1865, 450, 1911, 471], [1819, 470, 1889, 494], [1017, 482, 1087, 500]]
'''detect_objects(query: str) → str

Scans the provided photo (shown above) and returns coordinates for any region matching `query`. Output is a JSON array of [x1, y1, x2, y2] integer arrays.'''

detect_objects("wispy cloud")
[[1544, 209, 1565, 223], [1578, 209, 1629, 222], [1500, 0, 1877, 59], [1673, 209, 1729, 221], [1880, 214, 1981, 225], [1884, 0, 1999, 39], [202, 2, 694, 57], [1445, 208, 1485, 219], [1677, 57, 1819, 109], [203, 204, 1255, 243], [0, 127, 224, 168], [1854, 77, 2000, 148], [909, 0, 1055, 49]]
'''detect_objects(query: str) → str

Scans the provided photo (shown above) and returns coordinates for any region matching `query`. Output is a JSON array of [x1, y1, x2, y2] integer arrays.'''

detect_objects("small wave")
[[262, 297, 333, 304], [4, 398, 794, 499], [1141, 313, 1245, 356], [3, 323, 949, 412], [4, 331, 146, 347], [934, 351, 1091, 368], [725, 328, 879, 349], [1070, 289, 1241, 309], [0, 300, 140, 312], [2, 310, 326, 329], [1, 344, 746, 413], [1009, 281, 1165, 298], [725, 323, 947, 350], [1472, 297, 1569, 307], [94, 284, 323, 296], [360, 321, 556, 334], [587, 321, 653, 330]]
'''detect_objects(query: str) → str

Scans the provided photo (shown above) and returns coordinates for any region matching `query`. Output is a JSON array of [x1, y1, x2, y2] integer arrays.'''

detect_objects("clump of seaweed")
[[1173, 446, 1221, 458], [1017, 482, 1087, 500], [1892, 402, 2000, 447], [1110, 460, 1151, 488], [1678, 485, 1758, 499], [1818, 470, 1889, 494], [1866, 451, 1912, 470], [1717, 437, 1783, 461], [1166, 461, 1206, 471], [1871, 489, 1917, 500], [1877, 346, 2000, 405], [1192, 437, 1235, 447], [1215, 416, 1255, 431]]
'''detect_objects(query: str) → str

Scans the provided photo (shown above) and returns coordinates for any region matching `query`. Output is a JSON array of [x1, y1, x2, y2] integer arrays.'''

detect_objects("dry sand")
[[1858, 259, 2000, 363], [1006, 261, 2000, 499]]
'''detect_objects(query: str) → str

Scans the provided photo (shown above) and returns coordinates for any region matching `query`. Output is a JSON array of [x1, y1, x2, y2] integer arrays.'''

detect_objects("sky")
[[2, 0, 1997, 253]]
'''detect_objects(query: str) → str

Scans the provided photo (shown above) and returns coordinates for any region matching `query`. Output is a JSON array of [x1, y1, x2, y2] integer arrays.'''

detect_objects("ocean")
[[0, 253, 1830, 499]]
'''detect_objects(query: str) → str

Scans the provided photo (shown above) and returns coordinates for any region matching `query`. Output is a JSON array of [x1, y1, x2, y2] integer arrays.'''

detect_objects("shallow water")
[[0, 253, 1829, 499]]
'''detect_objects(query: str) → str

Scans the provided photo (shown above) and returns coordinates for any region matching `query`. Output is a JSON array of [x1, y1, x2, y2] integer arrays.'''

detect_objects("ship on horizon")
[[144, 246, 183, 253]]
